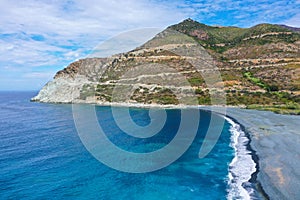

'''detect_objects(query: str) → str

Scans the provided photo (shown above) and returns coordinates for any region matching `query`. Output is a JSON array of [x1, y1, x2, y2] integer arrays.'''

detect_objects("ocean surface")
[[0, 91, 255, 199]]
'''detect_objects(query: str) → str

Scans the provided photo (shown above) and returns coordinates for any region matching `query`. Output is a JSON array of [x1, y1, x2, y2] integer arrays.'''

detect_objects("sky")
[[0, 0, 299, 91]]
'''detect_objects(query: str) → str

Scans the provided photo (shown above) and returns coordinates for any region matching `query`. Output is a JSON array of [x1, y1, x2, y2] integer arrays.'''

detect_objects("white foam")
[[225, 117, 256, 200]]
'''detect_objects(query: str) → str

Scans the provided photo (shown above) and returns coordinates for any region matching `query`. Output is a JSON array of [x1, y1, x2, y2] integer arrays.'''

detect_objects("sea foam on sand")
[[226, 117, 257, 200]]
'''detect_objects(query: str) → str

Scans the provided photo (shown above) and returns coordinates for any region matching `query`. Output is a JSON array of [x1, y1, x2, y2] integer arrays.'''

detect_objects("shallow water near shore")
[[0, 91, 259, 199]]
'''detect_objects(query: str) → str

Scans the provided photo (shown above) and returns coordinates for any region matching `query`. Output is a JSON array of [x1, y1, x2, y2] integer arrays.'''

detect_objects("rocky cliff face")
[[32, 58, 110, 103], [32, 19, 300, 113]]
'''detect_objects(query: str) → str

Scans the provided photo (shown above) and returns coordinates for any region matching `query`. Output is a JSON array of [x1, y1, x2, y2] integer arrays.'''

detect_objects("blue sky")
[[0, 0, 299, 91]]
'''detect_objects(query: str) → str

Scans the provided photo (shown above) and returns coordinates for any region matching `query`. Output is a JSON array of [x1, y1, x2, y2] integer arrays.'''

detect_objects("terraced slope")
[[32, 19, 300, 114]]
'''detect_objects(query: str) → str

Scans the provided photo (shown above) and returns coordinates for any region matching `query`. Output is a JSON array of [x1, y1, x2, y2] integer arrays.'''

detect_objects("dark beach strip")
[[210, 107, 300, 200], [224, 115, 270, 200]]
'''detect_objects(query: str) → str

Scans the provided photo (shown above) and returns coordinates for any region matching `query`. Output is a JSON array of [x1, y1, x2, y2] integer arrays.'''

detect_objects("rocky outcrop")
[[31, 76, 88, 103], [54, 60, 82, 79], [189, 29, 209, 40]]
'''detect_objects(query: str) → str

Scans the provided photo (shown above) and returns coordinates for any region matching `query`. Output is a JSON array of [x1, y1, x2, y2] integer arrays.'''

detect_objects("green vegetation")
[[284, 64, 300, 91], [149, 88, 179, 105], [80, 84, 95, 100], [227, 91, 271, 105], [95, 84, 115, 102], [131, 87, 179, 105], [157, 96, 179, 105], [221, 70, 244, 82], [285, 63, 300, 69], [188, 77, 204, 86], [246, 104, 300, 115], [170, 19, 300, 55], [96, 84, 114, 94], [243, 72, 279, 92], [198, 96, 211, 105], [243, 72, 267, 89]]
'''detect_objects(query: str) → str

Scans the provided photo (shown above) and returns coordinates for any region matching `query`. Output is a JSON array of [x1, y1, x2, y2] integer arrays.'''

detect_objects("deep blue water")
[[0, 91, 234, 199]]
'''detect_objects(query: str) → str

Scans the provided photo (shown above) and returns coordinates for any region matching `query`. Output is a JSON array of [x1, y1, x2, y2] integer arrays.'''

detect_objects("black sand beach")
[[207, 107, 300, 200]]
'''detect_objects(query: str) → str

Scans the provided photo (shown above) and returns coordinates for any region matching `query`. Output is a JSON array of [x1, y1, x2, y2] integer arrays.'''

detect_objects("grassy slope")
[[169, 19, 300, 114]]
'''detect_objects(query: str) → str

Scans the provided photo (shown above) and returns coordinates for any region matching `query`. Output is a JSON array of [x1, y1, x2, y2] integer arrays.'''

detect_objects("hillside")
[[32, 19, 300, 114]]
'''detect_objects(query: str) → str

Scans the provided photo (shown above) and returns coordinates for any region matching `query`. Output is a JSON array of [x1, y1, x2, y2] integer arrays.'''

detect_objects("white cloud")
[[0, 0, 187, 42], [90, 28, 163, 57], [0, 0, 299, 90], [0, 0, 193, 90], [284, 13, 300, 27], [0, 0, 190, 71], [23, 71, 55, 79]]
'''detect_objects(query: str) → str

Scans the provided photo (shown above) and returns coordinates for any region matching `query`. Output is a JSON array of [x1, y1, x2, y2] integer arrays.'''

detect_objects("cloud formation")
[[0, 0, 189, 90], [0, 0, 299, 90]]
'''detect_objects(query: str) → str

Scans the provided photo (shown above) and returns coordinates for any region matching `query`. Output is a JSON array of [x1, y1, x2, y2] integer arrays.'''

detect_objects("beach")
[[205, 107, 300, 200]]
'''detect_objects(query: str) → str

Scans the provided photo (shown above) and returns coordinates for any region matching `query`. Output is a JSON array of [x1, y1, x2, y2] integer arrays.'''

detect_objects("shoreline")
[[225, 116, 269, 200], [216, 107, 300, 200], [32, 100, 300, 199], [90, 103, 299, 199], [73, 101, 266, 198], [226, 116, 256, 200], [33, 97, 300, 115], [70, 101, 265, 199], [34, 99, 244, 109]]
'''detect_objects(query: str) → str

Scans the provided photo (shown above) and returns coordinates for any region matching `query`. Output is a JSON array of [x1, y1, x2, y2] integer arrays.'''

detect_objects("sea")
[[0, 91, 260, 199]]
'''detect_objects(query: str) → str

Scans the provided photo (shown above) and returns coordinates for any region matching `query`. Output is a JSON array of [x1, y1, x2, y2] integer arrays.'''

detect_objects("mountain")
[[32, 19, 300, 114], [277, 24, 300, 33]]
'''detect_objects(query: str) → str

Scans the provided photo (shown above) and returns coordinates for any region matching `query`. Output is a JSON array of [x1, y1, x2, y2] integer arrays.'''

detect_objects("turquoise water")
[[0, 92, 235, 199]]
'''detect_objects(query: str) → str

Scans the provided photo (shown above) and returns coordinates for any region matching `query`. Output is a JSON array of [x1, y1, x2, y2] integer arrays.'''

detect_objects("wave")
[[225, 117, 257, 200]]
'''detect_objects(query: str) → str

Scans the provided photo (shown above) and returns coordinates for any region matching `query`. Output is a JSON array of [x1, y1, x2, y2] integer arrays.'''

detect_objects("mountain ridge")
[[32, 19, 300, 114]]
